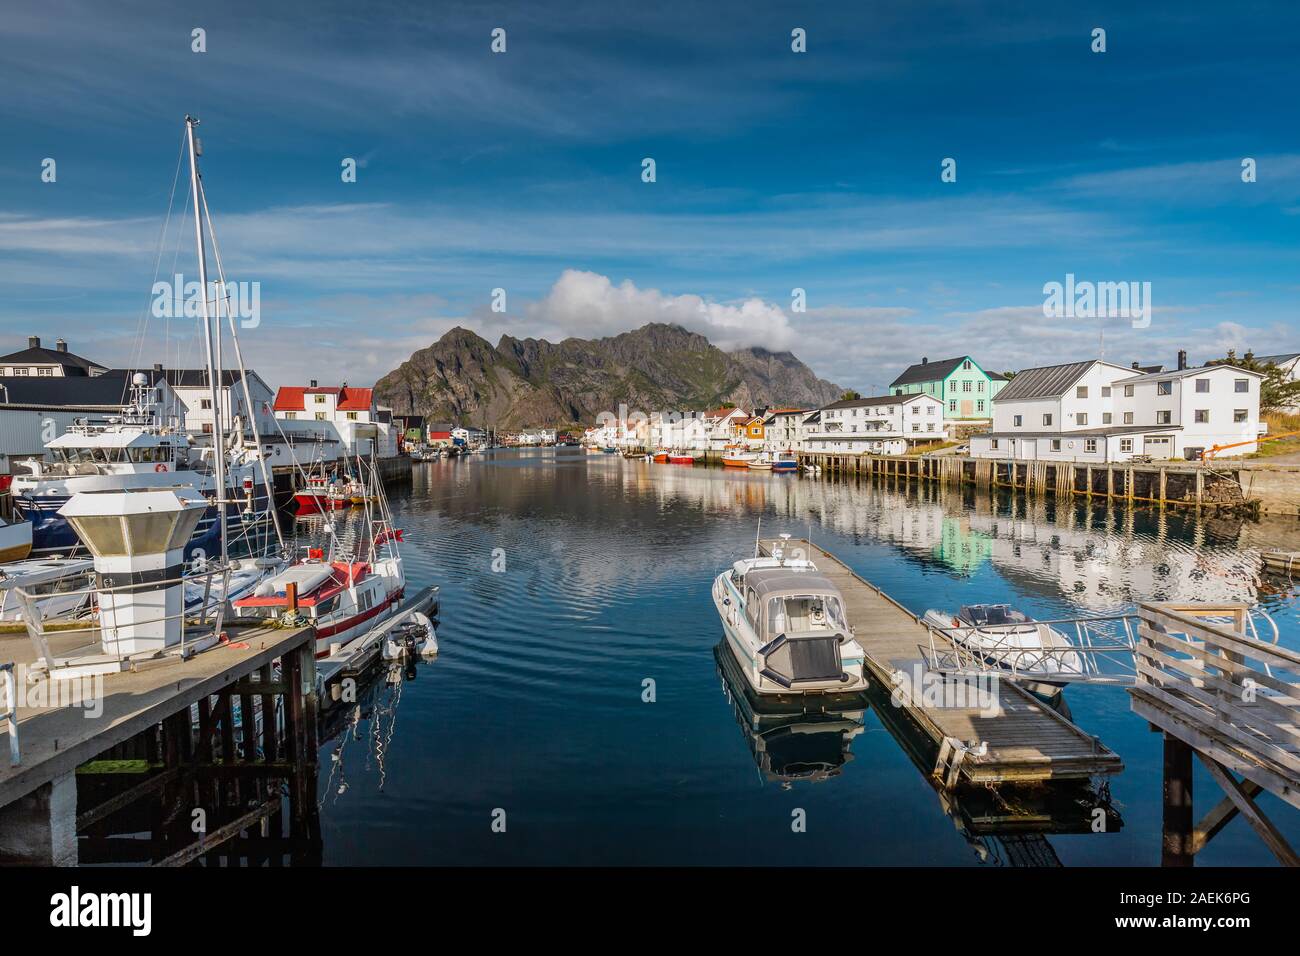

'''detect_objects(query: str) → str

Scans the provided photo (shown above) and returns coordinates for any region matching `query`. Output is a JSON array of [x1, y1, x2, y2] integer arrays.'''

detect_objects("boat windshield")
[[959, 604, 1029, 627], [768, 594, 846, 635]]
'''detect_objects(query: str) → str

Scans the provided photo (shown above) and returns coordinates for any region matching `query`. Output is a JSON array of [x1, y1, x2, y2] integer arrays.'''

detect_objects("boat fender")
[[154, 463, 168, 472]]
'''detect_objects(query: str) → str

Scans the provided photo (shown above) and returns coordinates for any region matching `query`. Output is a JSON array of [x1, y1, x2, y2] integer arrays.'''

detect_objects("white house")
[[146, 367, 277, 440], [274, 383, 398, 458], [1256, 351, 1299, 411], [803, 394, 948, 455], [0, 336, 109, 378], [970, 354, 1263, 462], [762, 408, 812, 452]]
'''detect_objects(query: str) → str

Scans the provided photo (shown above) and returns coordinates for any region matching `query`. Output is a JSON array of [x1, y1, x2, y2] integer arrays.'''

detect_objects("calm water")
[[313, 448, 1300, 866]]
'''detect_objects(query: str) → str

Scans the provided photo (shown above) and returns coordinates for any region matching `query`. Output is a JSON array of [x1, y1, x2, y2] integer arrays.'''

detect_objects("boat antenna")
[[185, 114, 229, 565], [753, 516, 761, 559]]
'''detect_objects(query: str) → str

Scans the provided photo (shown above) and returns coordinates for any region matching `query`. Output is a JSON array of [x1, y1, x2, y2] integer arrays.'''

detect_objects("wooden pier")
[[757, 539, 1122, 785], [0, 623, 319, 866]]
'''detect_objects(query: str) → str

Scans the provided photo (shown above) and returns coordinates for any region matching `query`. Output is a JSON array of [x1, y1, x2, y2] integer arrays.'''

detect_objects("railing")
[[1133, 602, 1300, 787], [921, 614, 1141, 686]]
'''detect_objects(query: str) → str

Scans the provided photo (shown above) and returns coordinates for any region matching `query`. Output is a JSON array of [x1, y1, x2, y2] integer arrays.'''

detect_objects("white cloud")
[[526, 270, 795, 351]]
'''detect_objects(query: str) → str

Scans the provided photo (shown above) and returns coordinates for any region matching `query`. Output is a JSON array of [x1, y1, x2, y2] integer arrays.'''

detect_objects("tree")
[[1001, 370, 1018, 380], [1205, 352, 1300, 411], [840, 390, 862, 401]]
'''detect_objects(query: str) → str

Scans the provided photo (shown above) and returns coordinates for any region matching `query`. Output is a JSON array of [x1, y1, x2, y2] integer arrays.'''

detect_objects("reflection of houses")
[[972, 353, 1263, 463], [803, 394, 947, 455]]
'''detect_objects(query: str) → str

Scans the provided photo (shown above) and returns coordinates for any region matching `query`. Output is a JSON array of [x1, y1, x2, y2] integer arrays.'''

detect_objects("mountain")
[[373, 323, 843, 429]]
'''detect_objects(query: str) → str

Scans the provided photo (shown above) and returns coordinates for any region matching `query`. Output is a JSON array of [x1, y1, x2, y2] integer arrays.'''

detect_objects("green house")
[[889, 356, 1007, 421]]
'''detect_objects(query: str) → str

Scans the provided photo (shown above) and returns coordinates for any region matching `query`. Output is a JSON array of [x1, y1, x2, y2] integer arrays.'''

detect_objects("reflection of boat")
[[712, 536, 867, 699], [921, 603, 1084, 700], [714, 641, 865, 784]]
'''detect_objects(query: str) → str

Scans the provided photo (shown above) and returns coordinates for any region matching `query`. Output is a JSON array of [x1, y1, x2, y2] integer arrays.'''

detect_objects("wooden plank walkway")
[[758, 539, 1122, 784]]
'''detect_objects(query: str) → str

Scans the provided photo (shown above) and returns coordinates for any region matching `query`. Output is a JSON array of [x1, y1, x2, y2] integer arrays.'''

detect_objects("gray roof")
[[1254, 353, 1300, 365], [0, 343, 106, 373], [1117, 363, 1262, 384], [822, 393, 934, 411], [889, 356, 968, 387], [745, 567, 840, 600], [0, 375, 136, 407], [992, 361, 1099, 402]]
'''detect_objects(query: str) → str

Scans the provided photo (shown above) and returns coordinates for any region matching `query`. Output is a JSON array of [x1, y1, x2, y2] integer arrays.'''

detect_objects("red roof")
[[704, 406, 744, 420], [274, 385, 374, 412]]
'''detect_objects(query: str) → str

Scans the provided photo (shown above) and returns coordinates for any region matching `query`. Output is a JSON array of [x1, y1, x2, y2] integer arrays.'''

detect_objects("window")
[[949, 400, 956, 412], [912, 423, 920, 432], [314, 394, 327, 404], [1077, 386, 1088, 399], [1077, 413, 1088, 425], [1102, 412, 1113, 424], [315, 412, 327, 421], [976, 400, 984, 412], [1042, 413, 1053, 426], [284, 412, 297, 420], [1124, 384, 1134, 397], [963, 360, 971, 370], [38, 367, 51, 376], [1051, 439, 1062, 452], [895, 389, 902, 396], [14, 368, 28, 376], [201, 423, 213, 434], [1157, 380, 1173, 395], [991, 439, 1000, 450], [1235, 379, 1249, 393], [1194, 409, 1209, 423], [1124, 412, 1134, 424], [962, 381, 972, 393], [977, 380, 985, 392], [1013, 414, 1023, 427], [200, 398, 212, 409], [1121, 439, 1134, 453], [1085, 439, 1098, 453], [1195, 379, 1210, 393], [1101, 386, 1111, 397], [1156, 410, 1172, 425], [927, 423, 935, 432]]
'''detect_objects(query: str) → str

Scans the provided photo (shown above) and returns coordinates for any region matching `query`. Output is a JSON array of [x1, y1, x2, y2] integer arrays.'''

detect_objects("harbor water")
[[312, 447, 1300, 865]]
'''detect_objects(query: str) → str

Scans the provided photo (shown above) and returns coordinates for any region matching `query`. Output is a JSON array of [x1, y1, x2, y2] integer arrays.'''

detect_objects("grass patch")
[[1245, 411, 1300, 459]]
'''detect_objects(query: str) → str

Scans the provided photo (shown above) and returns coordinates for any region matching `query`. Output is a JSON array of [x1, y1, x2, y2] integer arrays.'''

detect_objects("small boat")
[[668, 453, 697, 465], [601, 446, 618, 455], [722, 449, 758, 468], [921, 603, 1084, 700], [770, 452, 799, 473], [712, 537, 867, 699], [183, 556, 287, 613], [652, 451, 671, 463], [0, 556, 95, 623], [748, 454, 773, 471]]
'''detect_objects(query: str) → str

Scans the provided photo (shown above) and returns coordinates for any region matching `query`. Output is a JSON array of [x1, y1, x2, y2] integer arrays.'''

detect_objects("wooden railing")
[[1132, 602, 1300, 807]]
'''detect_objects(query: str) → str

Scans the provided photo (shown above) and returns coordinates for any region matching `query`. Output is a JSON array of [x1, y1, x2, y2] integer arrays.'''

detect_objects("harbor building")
[[761, 407, 811, 452], [0, 336, 109, 378], [274, 382, 399, 457], [803, 393, 947, 455], [969, 352, 1263, 462], [889, 355, 1008, 422]]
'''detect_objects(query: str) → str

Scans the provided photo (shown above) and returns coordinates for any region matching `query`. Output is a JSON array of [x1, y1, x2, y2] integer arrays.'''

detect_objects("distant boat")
[[748, 455, 773, 471], [652, 450, 671, 463], [771, 452, 799, 473], [722, 449, 758, 467]]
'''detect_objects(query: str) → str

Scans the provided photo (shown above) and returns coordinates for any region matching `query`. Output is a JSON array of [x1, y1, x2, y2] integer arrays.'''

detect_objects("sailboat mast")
[[185, 115, 229, 563]]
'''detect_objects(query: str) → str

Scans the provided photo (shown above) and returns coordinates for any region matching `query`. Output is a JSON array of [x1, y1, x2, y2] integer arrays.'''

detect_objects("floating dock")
[[758, 539, 1122, 785]]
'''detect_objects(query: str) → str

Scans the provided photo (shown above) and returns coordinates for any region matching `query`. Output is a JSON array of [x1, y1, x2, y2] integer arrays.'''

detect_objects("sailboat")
[[10, 115, 281, 566], [233, 453, 409, 657]]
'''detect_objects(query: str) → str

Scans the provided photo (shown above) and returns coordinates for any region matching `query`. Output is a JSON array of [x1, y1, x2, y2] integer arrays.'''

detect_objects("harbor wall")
[[795, 452, 1300, 518]]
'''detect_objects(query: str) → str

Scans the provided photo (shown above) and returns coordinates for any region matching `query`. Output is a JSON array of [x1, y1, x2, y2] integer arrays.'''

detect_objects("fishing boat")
[[921, 603, 1084, 700], [721, 448, 758, 468], [668, 451, 699, 464], [770, 452, 799, 473], [293, 473, 356, 513], [747, 454, 773, 471], [0, 556, 95, 623], [652, 450, 671, 463], [233, 456, 408, 657], [712, 535, 867, 699]]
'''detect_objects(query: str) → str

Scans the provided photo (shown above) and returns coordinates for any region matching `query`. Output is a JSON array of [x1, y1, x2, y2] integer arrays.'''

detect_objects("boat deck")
[[757, 539, 1122, 785]]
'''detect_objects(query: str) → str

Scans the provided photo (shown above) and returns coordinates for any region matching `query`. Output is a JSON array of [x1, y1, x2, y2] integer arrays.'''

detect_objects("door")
[[1144, 435, 1173, 459]]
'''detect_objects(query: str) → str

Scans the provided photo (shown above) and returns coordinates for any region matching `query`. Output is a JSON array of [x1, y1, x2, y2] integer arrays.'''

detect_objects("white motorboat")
[[0, 556, 95, 623], [712, 537, 866, 699], [0, 516, 32, 563], [921, 603, 1084, 699]]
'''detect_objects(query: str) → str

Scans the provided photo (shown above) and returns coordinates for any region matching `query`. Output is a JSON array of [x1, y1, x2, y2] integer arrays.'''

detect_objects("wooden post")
[[1162, 734, 1195, 866]]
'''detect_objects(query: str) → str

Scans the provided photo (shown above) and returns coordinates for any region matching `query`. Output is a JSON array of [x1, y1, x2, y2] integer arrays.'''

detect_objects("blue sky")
[[1, 0, 1297, 392]]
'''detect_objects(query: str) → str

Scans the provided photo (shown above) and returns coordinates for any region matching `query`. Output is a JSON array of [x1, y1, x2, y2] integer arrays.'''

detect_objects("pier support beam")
[[0, 772, 78, 866], [1161, 734, 1194, 867]]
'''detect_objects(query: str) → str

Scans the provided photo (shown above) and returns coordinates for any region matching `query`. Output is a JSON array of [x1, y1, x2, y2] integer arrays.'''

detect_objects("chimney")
[[27, 335, 39, 350], [309, 379, 318, 388], [1132, 361, 1141, 369], [1177, 349, 1187, 371], [153, 362, 163, 372], [56, 338, 67, 353], [921, 356, 928, 365]]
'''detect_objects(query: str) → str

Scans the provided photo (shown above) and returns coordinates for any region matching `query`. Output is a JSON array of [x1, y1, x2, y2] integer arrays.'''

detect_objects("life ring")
[[154, 463, 168, 473]]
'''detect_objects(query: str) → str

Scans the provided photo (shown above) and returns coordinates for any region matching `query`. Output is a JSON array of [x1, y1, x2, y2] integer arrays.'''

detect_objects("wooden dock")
[[0, 623, 319, 865], [758, 539, 1122, 785]]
